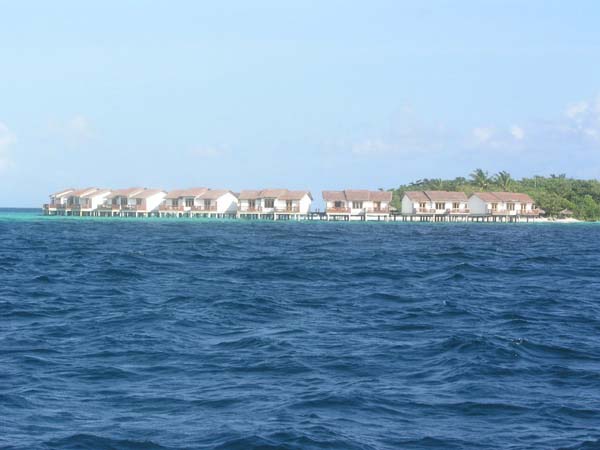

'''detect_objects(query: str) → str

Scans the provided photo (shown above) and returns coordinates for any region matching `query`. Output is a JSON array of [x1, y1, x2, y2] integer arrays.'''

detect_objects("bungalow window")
[[452, 202, 460, 209], [435, 202, 445, 210], [334, 201, 344, 208], [507, 203, 515, 211], [204, 199, 211, 208], [264, 199, 274, 208], [352, 201, 363, 209], [491, 203, 498, 211], [419, 202, 427, 209], [185, 198, 194, 207], [248, 200, 256, 209], [172, 199, 178, 207], [286, 200, 293, 210], [374, 201, 381, 210], [136, 199, 143, 206], [520, 203, 527, 211]]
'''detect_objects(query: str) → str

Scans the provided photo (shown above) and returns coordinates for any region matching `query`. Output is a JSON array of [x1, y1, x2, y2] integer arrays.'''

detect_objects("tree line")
[[389, 169, 600, 221]]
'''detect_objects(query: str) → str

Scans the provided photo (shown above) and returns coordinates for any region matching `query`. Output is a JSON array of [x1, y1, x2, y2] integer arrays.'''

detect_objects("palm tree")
[[428, 178, 444, 190], [470, 168, 491, 190], [494, 171, 512, 191]]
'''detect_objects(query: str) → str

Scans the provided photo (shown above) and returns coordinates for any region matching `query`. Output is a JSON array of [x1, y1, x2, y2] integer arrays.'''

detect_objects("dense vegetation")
[[389, 169, 600, 221]]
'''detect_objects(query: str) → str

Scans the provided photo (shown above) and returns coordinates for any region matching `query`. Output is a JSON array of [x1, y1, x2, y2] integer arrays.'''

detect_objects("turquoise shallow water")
[[1, 209, 600, 449]]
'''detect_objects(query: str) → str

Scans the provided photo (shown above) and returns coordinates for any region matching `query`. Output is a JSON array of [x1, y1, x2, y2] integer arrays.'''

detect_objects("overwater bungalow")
[[159, 188, 209, 217], [193, 190, 239, 218], [41, 185, 541, 222], [44, 188, 111, 216], [74, 189, 112, 216], [44, 188, 75, 215], [238, 189, 312, 220], [468, 192, 539, 217], [401, 191, 469, 220], [98, 188, 166, 217], [322, 190, 392, 221]]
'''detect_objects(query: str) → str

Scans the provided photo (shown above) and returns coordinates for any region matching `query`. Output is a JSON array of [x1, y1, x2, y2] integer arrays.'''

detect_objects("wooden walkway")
[[44, 209, 539, 222]]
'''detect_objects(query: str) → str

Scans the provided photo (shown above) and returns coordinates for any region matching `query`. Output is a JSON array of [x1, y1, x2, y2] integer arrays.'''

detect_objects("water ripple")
[[1, 217, 600, 449]]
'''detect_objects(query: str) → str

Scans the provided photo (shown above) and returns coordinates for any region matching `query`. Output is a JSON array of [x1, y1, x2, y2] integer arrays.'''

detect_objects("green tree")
[[470, 168, 491, 190], [389, 171, 600, 221], [494, 171, 512, 191], [577, 195, 600, 221], [535, 192, 567, 217], [431, 178, 444, 190]]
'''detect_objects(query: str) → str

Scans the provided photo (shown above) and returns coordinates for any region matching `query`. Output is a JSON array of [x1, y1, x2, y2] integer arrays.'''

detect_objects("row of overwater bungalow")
[[43, 188, 540, 222]]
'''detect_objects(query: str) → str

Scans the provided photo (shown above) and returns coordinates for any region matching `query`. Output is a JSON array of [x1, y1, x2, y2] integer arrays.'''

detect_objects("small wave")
[[214, 336, 293, 351], [213, 433, 372, 450], [32, 275, 52, 283], [557, 439, 600, 450], [42, 434, 174, 450]]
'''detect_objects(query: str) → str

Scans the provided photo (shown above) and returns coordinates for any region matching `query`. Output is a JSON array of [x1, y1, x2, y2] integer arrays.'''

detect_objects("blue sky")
[[1, 0, 600, 207]]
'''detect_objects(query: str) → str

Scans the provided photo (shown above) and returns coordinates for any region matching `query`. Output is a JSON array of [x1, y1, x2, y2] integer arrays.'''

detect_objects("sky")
[[1, 0, 600, 207]]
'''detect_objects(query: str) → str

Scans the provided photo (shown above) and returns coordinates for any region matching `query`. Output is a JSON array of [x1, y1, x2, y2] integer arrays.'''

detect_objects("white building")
[[238, 189, 312, 219], [44, 188, 112, 216], [194, 190, 239, 217], [76, 189, 112, 215], [44, 188, 74, 215], [159, 188, 209, 216], [401, 191, 469, 216], [468, 192, 538, 216], [322, 190, 392, 221], [131, 189, 167, 216], [98, 187, 144, 216], [98, 188, 166, 217]]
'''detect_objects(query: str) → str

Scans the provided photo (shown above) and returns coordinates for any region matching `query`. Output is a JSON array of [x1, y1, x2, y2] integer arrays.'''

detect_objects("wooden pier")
[[44, 208, 539, 223]]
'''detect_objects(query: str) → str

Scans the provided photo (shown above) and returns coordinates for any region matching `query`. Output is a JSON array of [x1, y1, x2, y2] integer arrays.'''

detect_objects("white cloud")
[[344, 108, 452, 157], [470, 126, 518, 150], [190, 146, 226, 158], [351, 138, 391, 155], [66, 115, 93, 140], [565, 101, 588, 119], [339, 95, 600, 167], [510, 125, 525, 141], [48, 115, 93, 145], [471, 95, 600, 152], [473, 126, 494, 144], [562, 95, 600, 143], [0, 122, 16, 171]]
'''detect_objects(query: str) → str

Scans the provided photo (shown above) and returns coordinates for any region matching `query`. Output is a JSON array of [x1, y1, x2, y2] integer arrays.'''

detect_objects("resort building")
[[73, 189, 112, 216], [322, 190, 392, 221], [238, 189, 312, 219], [194, 190, 239, 218], [44, 188, 112, 216], [44, 188, 74, 215], [468, 192, 539, 217], [42, 186, 541, 222], [401, 191, 469, 219], [98, 188, 166, 217], [159, 188, 209, 216]]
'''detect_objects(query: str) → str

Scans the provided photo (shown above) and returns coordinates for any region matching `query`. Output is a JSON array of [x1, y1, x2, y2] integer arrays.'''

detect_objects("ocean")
[[2, 210, 600, 450]]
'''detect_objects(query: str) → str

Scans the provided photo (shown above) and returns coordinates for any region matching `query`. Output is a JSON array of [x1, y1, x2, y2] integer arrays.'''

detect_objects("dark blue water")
[[2, 213, 600, 450]]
